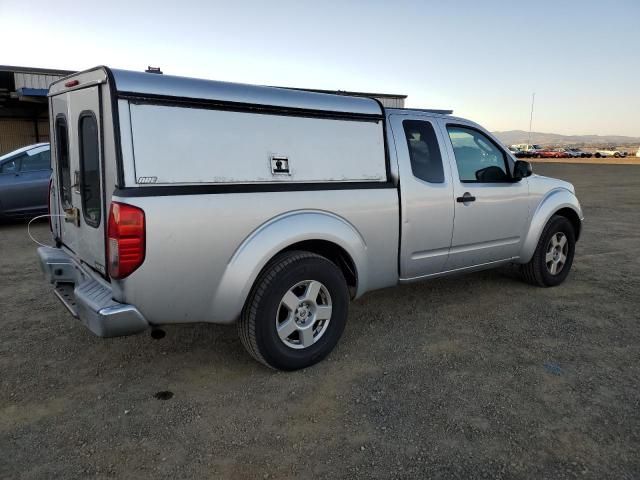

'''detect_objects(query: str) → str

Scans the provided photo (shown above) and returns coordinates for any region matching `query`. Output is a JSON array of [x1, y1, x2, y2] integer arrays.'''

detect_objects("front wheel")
[[238, 250, 349, 370], [520, 215, 576, 287]]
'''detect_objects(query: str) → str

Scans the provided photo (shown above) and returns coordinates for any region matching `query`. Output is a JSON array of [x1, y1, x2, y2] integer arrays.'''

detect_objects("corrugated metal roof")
[[14, 72, 65, 90]]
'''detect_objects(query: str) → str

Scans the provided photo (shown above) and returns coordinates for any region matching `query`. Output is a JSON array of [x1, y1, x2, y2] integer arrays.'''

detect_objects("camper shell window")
[[55, 116, 72, 208], [78, 112, 101, 227]]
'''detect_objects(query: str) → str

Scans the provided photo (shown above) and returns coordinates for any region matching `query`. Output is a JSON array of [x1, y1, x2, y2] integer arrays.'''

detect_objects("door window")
[[21, 150, 51, 172], [0, 156, 22, 174], [447, 126, 510, 183], [78, 112, 101, 227], [403, 120, 444, 183], [55, 117, 72, 207]]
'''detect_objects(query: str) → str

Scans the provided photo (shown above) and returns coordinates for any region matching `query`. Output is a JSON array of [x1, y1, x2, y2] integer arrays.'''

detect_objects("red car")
[[534, 149, 570, 158]]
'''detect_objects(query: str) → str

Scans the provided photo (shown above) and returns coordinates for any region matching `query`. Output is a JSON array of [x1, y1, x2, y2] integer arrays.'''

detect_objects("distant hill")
[[493, 130, 640, 146]]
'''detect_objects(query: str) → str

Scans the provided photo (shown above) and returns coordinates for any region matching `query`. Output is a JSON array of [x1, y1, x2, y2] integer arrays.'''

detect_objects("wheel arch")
[[209, 210, 367, 324], [519, 188, 583, 263]]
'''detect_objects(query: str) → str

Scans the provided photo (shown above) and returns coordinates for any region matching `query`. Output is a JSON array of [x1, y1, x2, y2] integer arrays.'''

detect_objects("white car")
[[595, 148, 626, 158]]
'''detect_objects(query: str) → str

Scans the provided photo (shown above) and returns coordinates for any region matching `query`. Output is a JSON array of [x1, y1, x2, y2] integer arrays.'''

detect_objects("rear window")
[[55, 117, 71, 208], [79, 112, 101, 227], [403, 120, 445, 183]]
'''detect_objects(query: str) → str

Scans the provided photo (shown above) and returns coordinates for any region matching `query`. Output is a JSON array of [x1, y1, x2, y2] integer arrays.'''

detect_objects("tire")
[[595, 152, 601, 158], [614, 152, 620, 158], [520, 215, 576, 287], [238, 250, 349, 370]]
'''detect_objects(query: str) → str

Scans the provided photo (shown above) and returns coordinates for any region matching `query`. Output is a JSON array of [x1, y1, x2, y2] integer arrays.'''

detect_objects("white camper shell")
[[47, 67, 391, 278]]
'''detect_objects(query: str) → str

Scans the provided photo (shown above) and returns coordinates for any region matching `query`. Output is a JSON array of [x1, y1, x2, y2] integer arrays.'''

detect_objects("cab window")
[[403, 120, 445, 183], [447, 126, 511, 183]]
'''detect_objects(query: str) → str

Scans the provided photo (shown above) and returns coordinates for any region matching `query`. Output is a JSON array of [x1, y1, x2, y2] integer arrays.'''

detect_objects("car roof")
[[0, 143, 49, 162]]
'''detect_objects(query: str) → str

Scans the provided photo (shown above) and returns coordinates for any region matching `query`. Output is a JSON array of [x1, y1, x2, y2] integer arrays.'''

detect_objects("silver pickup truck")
[[38, 67, 583, 370]]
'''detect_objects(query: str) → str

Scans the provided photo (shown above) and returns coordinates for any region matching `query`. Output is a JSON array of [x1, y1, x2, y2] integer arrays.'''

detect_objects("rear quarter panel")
[[111, 188, 399, 325]]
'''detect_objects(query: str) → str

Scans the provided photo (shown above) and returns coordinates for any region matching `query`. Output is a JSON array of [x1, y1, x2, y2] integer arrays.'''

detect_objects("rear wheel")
[[238, 250, 349, 370], [521, 215, 576, 287]]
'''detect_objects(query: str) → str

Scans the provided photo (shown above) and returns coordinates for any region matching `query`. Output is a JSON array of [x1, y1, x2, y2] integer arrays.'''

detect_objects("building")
[[0, 65, 407, 155], [0, 65, 73, 154]]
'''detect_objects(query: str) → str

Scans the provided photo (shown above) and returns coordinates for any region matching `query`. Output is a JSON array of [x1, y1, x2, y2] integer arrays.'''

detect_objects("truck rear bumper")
[[37, 247, 149, 337]]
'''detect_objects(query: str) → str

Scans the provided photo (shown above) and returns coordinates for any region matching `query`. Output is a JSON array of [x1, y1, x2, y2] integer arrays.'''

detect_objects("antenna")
[[527, 92, 535, 149]]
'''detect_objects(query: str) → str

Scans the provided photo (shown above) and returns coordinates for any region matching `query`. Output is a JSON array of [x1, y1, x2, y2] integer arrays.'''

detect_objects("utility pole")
[[527, 92, 536, 149]]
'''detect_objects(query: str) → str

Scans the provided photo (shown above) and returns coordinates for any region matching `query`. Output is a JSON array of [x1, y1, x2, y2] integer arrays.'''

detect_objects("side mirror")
[[513, 160, 533, 181]]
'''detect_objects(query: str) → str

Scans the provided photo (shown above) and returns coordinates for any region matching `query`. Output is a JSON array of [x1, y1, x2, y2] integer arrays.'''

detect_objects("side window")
[[402, 120, 445, 183], [447, 126, 510, 183], [20, 150, 51, 172], [56, 117, 72, 208], [0, 155, 22, 174], [78, 113, 101, 227]]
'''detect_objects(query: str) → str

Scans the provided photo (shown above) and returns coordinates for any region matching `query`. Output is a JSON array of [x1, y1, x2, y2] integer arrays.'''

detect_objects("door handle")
[[456, 193, 476, 203]]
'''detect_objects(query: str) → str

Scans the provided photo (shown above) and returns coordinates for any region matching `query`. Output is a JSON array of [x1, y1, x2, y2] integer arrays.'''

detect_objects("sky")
[[1, 0, 638, 136]]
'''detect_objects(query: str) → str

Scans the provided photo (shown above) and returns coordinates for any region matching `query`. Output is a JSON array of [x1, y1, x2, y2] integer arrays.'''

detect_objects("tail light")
[[47, 178, 53, 232], [107, 202, 145, 279]]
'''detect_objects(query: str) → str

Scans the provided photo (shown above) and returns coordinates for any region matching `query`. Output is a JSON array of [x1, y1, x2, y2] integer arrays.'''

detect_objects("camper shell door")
[[49, 71, 108, 276]]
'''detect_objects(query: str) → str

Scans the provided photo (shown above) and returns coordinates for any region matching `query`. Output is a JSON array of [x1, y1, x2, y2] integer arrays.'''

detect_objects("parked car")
[[512, 144, 544, 157], [535, 149, 569, 159], [37, 67, 584, 370], [560, 148, 592, 158], [508, 146, 527, 158], [0, 143, 51, 219], [636, 147, 640, 158], [595, 147, 626, 158]]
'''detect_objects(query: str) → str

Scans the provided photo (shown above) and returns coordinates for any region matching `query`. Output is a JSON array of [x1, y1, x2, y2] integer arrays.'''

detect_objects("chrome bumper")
[[37, 247, 149, 338]]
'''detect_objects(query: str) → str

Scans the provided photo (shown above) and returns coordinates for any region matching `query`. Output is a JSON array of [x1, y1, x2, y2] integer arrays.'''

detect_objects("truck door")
[[389, 114, 455, 279], [440, 122, 529, 270], [51, 86, 106, 276]]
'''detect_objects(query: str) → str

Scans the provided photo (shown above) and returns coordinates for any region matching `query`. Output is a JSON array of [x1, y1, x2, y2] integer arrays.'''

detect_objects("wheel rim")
[[545, 232, 569, 275], [275, 280, 332, 349]]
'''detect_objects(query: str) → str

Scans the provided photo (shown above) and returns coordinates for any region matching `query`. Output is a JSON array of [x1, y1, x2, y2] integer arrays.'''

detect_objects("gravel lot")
[[1, 164, 639, 479]]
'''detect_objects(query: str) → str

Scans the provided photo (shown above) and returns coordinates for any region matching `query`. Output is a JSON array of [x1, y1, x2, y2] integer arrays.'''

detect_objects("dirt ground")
[[1, 164, 639, 479]]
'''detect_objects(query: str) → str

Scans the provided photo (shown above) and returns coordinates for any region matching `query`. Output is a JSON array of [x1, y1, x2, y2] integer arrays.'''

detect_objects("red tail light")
[[107, 202, 145, 279], [47, 178, 53, 232]]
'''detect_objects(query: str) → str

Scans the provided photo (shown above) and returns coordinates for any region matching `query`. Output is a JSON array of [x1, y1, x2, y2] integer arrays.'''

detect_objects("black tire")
[[614, 152, 620, 158], [595, 152, 601, 158], [238, 250, 349, 370], [521, 215, 576, 287]]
